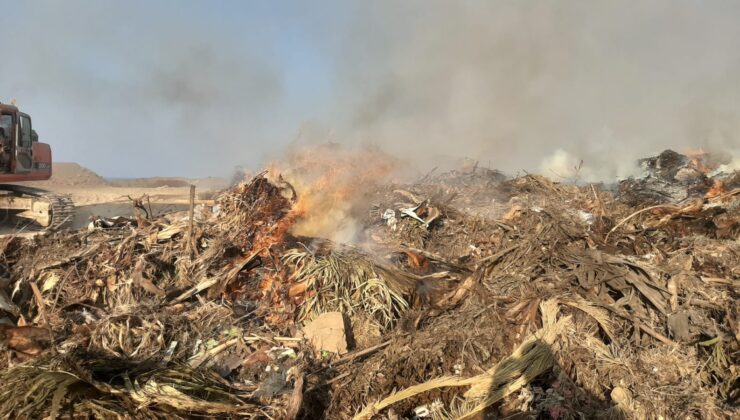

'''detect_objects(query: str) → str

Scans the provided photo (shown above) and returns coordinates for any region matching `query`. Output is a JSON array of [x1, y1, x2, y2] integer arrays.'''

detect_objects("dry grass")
[[283, 246, 412, 329]]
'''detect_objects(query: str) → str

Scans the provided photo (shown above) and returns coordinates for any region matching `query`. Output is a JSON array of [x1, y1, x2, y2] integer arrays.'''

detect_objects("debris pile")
[[0, 150, 738, 419], [619, 149, 739, 204]]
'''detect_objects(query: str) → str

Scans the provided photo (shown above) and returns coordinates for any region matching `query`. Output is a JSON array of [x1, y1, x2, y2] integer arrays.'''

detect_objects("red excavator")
[[0, 102, 73, 230]]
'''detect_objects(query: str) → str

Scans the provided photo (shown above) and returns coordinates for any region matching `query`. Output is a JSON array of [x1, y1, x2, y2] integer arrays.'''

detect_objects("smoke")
[[0, 1, 285, 178], [1, 1, 739, 180], [330, 0, 740, 181]]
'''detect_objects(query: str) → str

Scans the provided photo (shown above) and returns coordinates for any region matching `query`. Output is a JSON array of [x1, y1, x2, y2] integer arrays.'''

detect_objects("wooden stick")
[[635, 321, 675, 345], [309, 340, 393, 375], [286, 368, 304, 420], [29, 282, 47, 326], [170, 276, 219, 304], [29, 281, 57, 353], [242, 335, 303, 343], [605, 204, 675, 241], [306, 371, 351, 392], [146, 195, 153, 220], [188, 184, 196, 255], [700, 276, 733, 286], [330, 340, 392, 368], [599, 303, 676, 345], [170, 248, 263, 304], [188, 338, 238, 368]]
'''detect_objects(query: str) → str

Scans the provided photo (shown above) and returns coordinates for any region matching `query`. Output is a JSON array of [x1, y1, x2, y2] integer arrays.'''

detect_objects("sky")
[[1, 1, 739, 179]]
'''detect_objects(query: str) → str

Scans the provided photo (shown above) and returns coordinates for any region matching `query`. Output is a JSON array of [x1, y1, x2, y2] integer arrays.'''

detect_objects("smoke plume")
[[331, 1, 740, 181], [1, 1, 739, 180]]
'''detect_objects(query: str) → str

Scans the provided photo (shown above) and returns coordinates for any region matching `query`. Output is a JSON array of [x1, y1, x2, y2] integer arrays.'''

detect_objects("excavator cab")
[[0, 105, 51, 179], [0, 103, 74, 230], [0, 114, 12, 172], [0, 109, 41, 174], [15, 112, 35, 173]]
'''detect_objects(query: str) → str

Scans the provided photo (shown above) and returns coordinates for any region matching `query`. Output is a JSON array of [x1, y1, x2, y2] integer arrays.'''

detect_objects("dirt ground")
[[6, 162, 228, 232]]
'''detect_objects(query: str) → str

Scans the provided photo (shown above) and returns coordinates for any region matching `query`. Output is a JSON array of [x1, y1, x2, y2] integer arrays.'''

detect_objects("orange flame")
[[266, 144, 399, 242], [682, 148, 718, 175], [705, 179, 727, 199]]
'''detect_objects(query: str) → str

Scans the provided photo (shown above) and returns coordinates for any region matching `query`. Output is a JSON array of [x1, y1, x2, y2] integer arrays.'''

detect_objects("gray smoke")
[[1, 1, 739, 180], [331, 0, 740, 180], [0, 1, 284, 178]]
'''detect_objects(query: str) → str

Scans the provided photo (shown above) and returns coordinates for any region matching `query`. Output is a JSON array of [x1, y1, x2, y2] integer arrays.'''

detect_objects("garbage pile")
[[0, 150, 737, 419]]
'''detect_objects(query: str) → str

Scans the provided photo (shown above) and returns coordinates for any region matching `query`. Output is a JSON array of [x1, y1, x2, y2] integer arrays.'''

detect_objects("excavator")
[[0, 102, 73, 231]]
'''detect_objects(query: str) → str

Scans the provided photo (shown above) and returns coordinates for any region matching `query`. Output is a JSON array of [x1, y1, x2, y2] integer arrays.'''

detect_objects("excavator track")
[[0, 184, 75, 231]]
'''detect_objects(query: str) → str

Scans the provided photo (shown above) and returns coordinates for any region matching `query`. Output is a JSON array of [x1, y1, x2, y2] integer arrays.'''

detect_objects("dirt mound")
[[108, 177, 191, 188], [109, 176, 228, 190], [23, 162, 109, 188]]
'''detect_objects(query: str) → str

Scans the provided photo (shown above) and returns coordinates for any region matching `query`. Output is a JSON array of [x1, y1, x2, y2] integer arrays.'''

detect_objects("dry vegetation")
[[0, 149, 737, 419]]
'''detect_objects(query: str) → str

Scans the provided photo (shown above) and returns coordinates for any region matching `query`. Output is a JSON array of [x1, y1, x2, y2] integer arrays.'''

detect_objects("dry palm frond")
[[0, 352, 256, 419], [89, 314, 169, 360], [562, 296, 616, 341], [700, 337, 738, 401], [540, 298, 561, 327], [0, 368, 83, 419], [432, 396, 478, 420], [284, 247, 412, 329], [353, 309, 572, 420], [155, 221, 187, 242]]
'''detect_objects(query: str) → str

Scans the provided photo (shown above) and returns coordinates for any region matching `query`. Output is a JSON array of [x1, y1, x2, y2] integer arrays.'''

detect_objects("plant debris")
[[0, 150, 737, 419]]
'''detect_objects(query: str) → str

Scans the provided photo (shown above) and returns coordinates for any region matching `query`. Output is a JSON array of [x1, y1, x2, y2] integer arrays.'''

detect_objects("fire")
[[252, 199, 304, 253], [705, 179, 727, 199], [682, 147, 717, 175], [245, 144, 400, 312], [680, 148, 734, 199], [265, 143, 399, 242]]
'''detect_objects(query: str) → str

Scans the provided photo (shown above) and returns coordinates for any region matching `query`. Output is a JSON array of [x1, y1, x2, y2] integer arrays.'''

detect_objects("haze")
[[1, 0, 738, 179]]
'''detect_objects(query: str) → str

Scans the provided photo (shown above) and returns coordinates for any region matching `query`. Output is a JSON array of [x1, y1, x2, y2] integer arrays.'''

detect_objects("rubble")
[[0, 151, 737, 419]]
